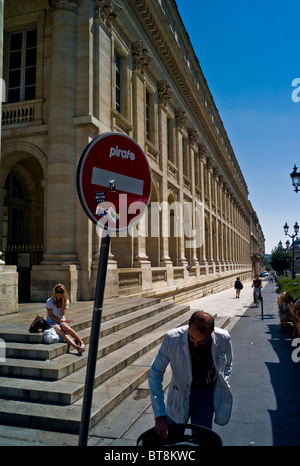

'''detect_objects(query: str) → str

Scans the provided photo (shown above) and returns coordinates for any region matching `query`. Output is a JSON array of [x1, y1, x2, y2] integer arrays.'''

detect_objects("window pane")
[[26, 49, 36, 67], [26, 29, 37, 48], [8, 88, 20, 102], [25, 85, 36, 101], [9, 50, 22, 69], [10, 33, 22, 51], [9, 69, 21, 87], [114, 51, 121, 112], [25, 67, 36, 85]]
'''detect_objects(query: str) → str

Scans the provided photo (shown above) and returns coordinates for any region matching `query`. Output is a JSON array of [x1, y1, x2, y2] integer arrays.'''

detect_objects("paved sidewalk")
[[213, 279, 300, 446], [2, 277, 300, 446]]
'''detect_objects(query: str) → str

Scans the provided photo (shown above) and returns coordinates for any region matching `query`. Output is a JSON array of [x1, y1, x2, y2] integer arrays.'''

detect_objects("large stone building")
[[0, 0, 264, 312]]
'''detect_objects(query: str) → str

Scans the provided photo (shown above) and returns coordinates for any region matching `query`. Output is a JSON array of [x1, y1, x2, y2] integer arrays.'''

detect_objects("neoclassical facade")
[[0, 0, 264, 307]]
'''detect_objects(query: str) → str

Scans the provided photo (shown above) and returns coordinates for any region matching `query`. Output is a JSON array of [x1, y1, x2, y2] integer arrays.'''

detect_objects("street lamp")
[[283, 221, 299, 278], [290, 165, 300, 193]]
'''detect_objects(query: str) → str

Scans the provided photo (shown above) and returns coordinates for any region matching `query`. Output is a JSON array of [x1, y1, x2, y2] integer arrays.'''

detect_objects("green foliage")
[[277, 276, 300, 300], [269, 244, 292, 276]]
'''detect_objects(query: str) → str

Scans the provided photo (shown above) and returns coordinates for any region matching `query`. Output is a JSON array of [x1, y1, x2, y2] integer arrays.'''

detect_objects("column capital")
[[158, 80, 171, 105], [132, 41, 152, 73], [175, 107, 187, 129], [94, 0, 122, 25], [48, 0, 78, 13]]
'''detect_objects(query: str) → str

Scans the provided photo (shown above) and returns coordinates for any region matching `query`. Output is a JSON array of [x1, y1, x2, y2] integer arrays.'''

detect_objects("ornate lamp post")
[[290, 165, 300, 193], [283, 221, 299, 278]]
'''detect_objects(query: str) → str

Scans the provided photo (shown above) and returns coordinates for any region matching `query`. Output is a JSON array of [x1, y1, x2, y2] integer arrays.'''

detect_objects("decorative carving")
[[48, 0, 78, 13], [198, 142, 207, 155], [94, 0, 122, 25], [132, 41, 151, 73], [188, 127, 198, 145], [175, 108, 186, 128], [157, 80, 171, 105]]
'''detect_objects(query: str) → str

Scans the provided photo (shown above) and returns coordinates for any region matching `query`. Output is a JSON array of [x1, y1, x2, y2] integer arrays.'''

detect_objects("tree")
[[269, 243, 292, 276]]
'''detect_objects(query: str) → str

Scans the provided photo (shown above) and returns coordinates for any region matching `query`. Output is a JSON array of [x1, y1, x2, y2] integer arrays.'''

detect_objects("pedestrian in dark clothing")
[[234, 277, 243, 298]]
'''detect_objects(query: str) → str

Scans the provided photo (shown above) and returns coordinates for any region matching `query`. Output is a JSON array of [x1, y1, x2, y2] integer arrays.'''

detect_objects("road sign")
[[77, 132, 152, 231]]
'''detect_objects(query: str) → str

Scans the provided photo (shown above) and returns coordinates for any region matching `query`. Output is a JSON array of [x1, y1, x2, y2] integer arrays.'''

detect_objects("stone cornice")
[[129, 0, 249, 203]]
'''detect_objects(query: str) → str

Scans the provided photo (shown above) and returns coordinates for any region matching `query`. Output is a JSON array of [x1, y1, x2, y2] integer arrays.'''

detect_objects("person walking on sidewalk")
[[148, 311, 233, 439], [234, 277, 243, 298]]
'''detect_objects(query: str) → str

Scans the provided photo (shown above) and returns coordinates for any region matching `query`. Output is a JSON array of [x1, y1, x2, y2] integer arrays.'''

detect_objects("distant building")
[[0, 0, 264, 307]]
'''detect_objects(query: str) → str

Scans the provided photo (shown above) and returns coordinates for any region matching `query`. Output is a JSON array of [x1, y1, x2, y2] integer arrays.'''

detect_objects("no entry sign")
[[77, 133, 152, 231]]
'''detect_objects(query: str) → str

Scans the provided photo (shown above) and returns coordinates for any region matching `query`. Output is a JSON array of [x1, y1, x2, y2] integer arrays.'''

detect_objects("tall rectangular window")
[[146, 91, 150, 140], [7, 29, 37, 103], [167, 118, 171, 160], [114, 51, 121, 113], [182, 137, 188, 176]]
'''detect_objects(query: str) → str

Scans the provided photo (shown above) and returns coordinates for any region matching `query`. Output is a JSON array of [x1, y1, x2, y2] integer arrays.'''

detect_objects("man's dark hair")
[[189, 311, 214, 333]]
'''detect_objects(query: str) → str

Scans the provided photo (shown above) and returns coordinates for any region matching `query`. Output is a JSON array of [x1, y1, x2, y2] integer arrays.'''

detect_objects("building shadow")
[[265, 323, 300, 445]]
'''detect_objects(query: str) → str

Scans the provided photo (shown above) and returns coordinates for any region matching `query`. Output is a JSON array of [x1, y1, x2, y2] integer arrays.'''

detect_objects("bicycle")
[[253, 287, 260, 307]]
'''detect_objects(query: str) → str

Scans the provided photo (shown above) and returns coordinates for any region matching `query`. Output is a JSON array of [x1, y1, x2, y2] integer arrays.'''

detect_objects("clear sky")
[[175, 0, 300, 254]]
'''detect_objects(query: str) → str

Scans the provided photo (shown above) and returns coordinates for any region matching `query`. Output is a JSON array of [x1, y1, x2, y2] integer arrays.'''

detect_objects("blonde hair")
[[52, 283, 69, 308]]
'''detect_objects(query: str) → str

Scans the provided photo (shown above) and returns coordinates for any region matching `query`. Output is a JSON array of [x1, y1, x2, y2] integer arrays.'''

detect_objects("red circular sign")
[[77, 133, 152, 231]]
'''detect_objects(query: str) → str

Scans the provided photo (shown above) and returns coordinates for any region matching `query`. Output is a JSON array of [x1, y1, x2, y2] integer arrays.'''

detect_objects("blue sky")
[[175, 0, 300, 253]]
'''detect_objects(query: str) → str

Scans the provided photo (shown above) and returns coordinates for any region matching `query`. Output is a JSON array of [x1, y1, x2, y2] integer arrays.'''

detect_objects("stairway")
[[0, 297, 195, 434]]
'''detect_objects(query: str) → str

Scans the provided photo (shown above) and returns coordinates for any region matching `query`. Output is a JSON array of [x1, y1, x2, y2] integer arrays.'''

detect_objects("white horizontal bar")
[[91, 167, 144, 196]]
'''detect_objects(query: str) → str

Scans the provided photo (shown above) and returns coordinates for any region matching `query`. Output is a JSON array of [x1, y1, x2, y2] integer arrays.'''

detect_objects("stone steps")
[[88, 314, 231, 443], [0, 302, 187, 380], [0, 295, 232, 436], [2, 301, 174, 360], [0, 298, 192, 433]]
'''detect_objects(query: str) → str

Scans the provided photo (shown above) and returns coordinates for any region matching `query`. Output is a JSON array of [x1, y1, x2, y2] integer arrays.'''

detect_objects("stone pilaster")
[[31, 1, 79, 301]]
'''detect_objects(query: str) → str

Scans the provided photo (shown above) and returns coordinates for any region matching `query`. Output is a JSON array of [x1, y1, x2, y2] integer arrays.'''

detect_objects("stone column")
[[0, 0, 18, 314], [206, 160, 214, 272], [175, 108, 187, 269], [0, 0, 4, 266], [131, 42, 152, 289], [31, 1, 79, 301], [198, 153, 208, 274], [158, 80, 172, 272], [43, 0, 78, 262]]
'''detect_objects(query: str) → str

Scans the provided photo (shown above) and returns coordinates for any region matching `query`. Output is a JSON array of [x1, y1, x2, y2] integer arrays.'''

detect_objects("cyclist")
[[251, 275, 263, 302]]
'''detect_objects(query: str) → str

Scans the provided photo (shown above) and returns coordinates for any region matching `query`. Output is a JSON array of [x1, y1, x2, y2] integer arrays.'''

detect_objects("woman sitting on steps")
[[46, 283, 86, 355]]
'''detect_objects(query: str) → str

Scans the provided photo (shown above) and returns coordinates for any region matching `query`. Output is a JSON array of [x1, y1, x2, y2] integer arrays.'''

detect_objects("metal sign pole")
[[78, 233, 111, 446], [76, 132, 151, 446]]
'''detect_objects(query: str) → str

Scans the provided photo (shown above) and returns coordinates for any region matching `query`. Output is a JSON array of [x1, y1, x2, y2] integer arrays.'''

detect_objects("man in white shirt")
[[148, 311, 233, 439]]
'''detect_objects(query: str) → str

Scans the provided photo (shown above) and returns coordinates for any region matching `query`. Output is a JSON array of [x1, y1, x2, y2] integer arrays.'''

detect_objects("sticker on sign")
[[77, 133, 152, 232]]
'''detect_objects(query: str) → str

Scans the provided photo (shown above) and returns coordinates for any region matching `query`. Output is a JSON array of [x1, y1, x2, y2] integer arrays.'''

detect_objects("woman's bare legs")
[[54, 326, 80, 350], [59, 322, 85, 348], [53, 324, 85, 353]]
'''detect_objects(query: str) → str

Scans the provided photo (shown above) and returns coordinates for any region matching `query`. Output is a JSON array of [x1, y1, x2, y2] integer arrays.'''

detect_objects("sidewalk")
[[213, 279, 300, 446], [1, 278, 300, 446]]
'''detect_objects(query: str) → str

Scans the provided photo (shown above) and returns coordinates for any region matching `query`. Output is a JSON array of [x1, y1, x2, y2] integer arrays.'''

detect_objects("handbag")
[[29, 314, 48, 333], [43, 327, 60, 344]]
